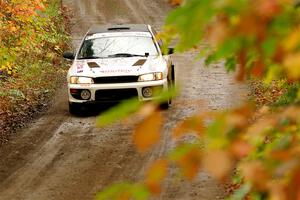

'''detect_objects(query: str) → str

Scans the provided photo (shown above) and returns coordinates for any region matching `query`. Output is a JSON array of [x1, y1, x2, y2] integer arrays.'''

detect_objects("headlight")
[[138, 72, 163, 82], [69, 76, 94, 84]]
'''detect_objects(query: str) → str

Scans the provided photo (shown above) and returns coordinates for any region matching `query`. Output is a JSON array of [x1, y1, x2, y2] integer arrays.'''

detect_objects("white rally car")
[[63, 24, 175, 114]]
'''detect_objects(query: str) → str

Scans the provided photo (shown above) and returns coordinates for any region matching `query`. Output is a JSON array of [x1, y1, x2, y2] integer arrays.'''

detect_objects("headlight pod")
[[138, 72, 163, 82], [70, 76, 94, 84]]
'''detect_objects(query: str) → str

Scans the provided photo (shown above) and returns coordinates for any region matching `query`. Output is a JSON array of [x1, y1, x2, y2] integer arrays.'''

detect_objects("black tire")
[[69, 102, 82, 115], [160, 65, 175, 109], [160, 78, 172, 110], [171, 64, 176, 87], [160, 101, 170, 110]]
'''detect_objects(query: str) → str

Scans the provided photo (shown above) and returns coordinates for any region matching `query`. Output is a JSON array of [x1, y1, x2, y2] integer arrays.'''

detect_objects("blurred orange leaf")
[[137, 103, 157, 118], [287, 167, 300, 200], [251, 59, 265, 77], [133, 112, 164, 153], [117, 192, 131, 200], [173, 115, 205, 138], [177, 147, 202, 180], [283, 53, 300, 80], [240, 161, 270, 191], [145, 159, 168, 194], [169, 0, 182, 6], [283, 29, 300, 52], [230, 140, 253, 159], [203, 150, 233, 181], [269, 181, 287, 200]]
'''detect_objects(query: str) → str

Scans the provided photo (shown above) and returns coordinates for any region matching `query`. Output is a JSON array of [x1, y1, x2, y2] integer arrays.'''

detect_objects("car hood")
[[69, 56, 167, 77]]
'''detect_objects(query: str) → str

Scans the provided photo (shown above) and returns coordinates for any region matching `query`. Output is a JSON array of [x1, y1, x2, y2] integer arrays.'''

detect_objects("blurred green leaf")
[[96, 183, 149, 200], [96, 98, 143, 127], [228, 183, 251, 200], [168, 143, 200, 161]]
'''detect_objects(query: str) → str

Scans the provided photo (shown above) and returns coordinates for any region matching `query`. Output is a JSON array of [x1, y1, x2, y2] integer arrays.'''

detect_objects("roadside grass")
[[0, 0, 70, 144]]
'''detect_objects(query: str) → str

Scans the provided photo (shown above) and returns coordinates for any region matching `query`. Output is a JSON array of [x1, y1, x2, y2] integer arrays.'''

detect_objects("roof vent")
[[107, 27, 130, 31]]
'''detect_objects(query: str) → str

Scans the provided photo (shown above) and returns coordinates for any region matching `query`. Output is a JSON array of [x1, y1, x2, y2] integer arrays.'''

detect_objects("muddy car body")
[[63, 24, 175, 114]]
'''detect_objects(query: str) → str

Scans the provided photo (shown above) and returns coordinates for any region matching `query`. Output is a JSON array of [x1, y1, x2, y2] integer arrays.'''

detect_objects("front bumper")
[[68, 78, 168, 103]]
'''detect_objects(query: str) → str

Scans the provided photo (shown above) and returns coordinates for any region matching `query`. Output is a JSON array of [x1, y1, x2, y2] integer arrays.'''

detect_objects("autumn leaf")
[[255, 0, 281, 19], [169, 0, 182, 6], [35, 2, 46, 11], [202, 150, 233, 181], [283, 29, 300, 52], [137, 103, 157, 118], [144, 159, 168, 194], [173, 115, 205, 138], [283, 53, 300, 80], [236, 50, 247, 81], [230, 140, 253, 159], [133, 112, 164, 153], [206, 17, 229, 46], [181, 148, 202, 180], [251, 59, 265, 77], [287, 167, 300, 200], [268, 181, 287, 200], [170, 145, 202, 180], [240, 161, 270, 191]]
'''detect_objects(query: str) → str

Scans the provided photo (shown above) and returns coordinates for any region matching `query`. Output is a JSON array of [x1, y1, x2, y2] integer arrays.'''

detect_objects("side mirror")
[[168, 47, 174, 55], [63, 51, 75, 60]]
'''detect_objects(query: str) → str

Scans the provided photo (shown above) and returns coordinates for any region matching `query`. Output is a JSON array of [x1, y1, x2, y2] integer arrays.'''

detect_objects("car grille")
[[95, 89, 138, 101], [93, 76, 138, 84]]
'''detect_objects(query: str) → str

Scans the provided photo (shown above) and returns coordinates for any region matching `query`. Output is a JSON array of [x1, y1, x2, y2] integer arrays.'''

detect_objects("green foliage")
[[272, 83, 299, 106], [96, 183, 149, 200], [0, 0, 68, 76], [168, 143, 199, 161], [0, 0, 68, 122], [164, 0, 300, 81], [96, 99, 143, 126]]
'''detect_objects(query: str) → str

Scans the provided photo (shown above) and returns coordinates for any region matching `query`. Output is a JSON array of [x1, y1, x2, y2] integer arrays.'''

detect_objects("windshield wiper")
[[108, 53, 146, 58], [77, 56, 103, 60]]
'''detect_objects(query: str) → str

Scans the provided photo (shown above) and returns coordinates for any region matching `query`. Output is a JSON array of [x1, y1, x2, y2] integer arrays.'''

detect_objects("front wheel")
[[69, 102, 82, 115], [161, 65, 176, 109], [160, 79, 172, 110]]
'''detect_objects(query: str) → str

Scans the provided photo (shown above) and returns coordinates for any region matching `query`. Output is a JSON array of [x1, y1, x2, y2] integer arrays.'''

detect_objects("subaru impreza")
[[63, 24, 175, 114]]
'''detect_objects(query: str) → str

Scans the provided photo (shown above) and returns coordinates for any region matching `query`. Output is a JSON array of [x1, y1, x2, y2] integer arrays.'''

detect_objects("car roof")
[[87, 24, 150, 35]]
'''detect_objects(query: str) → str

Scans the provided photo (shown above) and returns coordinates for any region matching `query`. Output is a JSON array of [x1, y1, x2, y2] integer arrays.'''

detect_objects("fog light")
[[70, 89, 78, 94], [142, 87, 153, 98], [80, 90, 91, 100]]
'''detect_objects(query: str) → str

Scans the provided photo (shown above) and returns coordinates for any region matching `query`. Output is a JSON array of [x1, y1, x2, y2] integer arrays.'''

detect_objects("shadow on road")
[[71, 102, 120, 117]]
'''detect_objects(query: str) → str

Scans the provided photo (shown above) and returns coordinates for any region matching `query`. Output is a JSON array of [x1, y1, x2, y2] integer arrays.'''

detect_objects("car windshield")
[[78, 36, 158, 59]]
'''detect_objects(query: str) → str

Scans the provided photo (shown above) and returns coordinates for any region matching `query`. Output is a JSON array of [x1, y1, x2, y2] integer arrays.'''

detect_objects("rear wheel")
[[160, 100, 170, 110], [171, 64, 175, 87]]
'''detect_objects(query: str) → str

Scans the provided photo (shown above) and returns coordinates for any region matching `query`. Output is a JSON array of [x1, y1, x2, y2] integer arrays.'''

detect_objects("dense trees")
[[0, 0, 66, 76], [0, 0, 68, 144]]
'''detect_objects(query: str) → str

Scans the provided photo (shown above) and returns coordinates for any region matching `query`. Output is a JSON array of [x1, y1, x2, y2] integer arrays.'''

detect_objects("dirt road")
[[0, 1, 247, 200]]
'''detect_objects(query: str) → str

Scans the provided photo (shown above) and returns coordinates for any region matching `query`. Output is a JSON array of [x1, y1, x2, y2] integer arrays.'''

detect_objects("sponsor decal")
[[77, 63, 84, 73], [85, 32, 152, 40], [99, 69, 132, 73]]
